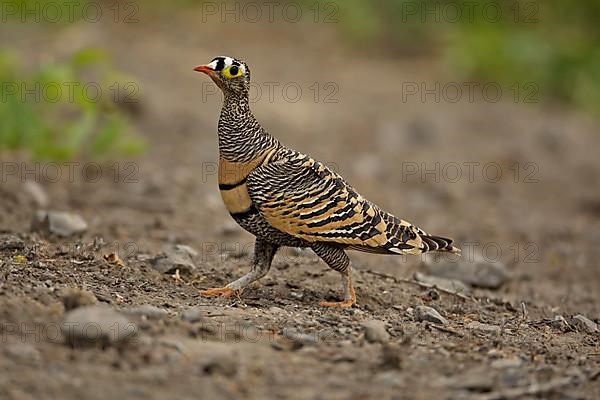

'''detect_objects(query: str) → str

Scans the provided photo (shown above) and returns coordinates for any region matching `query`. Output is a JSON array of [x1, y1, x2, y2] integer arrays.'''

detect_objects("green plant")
[[0, 48, 144, 160], [322, 0, 600, 115]]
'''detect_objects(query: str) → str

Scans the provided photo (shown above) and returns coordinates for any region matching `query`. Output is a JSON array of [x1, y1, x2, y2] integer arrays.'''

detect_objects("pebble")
[[62, 305, 135, 347], [414, 305, 448, 325], [23, 181, 49, 208], [150, 246, 196, 274], [174, 244, 198, 258], [362, 319, 390, 343], [466, 321, 501, 334], [0, 234, 25, 251], [31, 210, 88, 237], [124, 305, 169, 319], [268, 306, 286, 315], [423, 254, 509, 289], [181, 307, 204, 323], [5, 342, 41, 362], [491, 357, 522, 369], [570, 314, 598, 333], [60, 288, 98, 311], [281, 327, 317, 349]]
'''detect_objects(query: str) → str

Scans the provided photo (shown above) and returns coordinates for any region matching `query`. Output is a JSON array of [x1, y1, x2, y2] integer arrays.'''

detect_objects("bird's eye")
[[223, 65, 242, 79]]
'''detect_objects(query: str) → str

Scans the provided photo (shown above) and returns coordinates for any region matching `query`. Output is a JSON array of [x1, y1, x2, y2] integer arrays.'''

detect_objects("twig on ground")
[[521, 302, 528, 321], [429, 323, 463, 337]]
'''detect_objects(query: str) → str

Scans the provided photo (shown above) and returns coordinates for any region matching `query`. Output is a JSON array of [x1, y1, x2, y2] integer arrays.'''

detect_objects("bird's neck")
[[218, 93, 280, 162]]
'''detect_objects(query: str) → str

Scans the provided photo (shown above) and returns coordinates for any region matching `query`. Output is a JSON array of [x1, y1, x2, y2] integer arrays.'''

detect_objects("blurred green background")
[[1, 0, 598, 161]]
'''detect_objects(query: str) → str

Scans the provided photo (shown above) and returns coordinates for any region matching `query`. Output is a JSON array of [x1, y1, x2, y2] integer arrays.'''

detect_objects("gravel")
[[414, 306, 448, 325]]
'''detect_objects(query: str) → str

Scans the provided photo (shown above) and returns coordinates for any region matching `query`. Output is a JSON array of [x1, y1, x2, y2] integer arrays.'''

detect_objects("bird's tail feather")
[[421, 235, 461, 255]]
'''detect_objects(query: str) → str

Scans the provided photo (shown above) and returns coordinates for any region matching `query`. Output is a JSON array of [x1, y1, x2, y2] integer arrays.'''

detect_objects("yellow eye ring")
[[222, 65, 243, 79]]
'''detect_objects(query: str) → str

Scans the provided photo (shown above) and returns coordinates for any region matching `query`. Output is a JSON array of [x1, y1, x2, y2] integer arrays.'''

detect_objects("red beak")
[[194, 65, 214, 74]]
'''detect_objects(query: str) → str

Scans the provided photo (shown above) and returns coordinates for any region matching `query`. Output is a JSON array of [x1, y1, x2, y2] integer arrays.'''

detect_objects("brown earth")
[[1, 6, 599, 400]]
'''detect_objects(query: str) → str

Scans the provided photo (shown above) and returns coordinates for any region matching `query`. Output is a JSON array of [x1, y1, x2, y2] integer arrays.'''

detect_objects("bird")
[[194, 56, 460, 308]]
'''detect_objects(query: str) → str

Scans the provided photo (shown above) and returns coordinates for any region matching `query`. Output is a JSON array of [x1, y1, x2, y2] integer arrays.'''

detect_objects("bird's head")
[[194, 56, 250, 97]]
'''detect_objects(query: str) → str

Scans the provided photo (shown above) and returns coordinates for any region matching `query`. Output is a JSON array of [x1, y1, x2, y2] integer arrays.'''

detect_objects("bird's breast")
[[218, 150, 275, 216]]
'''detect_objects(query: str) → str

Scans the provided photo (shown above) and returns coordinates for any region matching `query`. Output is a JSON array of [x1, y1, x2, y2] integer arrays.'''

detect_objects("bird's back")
[[247, 148, 459, 255]]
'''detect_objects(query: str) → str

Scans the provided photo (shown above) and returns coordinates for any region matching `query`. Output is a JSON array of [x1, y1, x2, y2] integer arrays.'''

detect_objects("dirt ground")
[[1, 7, 600, 400]]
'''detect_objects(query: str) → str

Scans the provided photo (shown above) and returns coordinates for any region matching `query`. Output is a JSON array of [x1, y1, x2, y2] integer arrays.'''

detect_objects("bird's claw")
[[319, 299, 355, 308], [200, 287, 242, 298]]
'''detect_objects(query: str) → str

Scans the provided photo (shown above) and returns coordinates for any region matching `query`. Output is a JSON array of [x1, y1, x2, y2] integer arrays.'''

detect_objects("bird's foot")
[[319, 298, 356, 308], [200, 287, 242, 298]]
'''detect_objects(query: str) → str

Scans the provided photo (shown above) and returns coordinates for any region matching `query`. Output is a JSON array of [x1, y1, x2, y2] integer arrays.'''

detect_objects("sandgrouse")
[[195, 56, 460, 308]]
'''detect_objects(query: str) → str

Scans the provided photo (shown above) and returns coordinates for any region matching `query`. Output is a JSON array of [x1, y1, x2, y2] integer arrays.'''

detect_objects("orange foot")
[[200, 287, 242, 298], [319, 299, 356, 308]]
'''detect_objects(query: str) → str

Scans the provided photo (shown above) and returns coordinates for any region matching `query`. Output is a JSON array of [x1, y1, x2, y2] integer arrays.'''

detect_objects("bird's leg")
[[320, 267, 356, 308], [201, 240, 279, 298], [312, 244, 356, 308]]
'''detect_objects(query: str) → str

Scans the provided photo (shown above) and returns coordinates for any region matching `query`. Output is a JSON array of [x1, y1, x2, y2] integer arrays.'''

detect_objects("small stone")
[[0, 234, 25, 251], [414, 305, 447, 325], [549, 315, 571, 331], [268, 306, 286, 315], [23, 181, 49, 208], [414, 272, 472, 295], [62, 305, 135, 347], [150, 246, 196, 274], [31, 210, 87, 237], [570, 315, 598, 333], [491, 357, 522, 369], [182, 307, 204, 323], [466, 321, 501, 334], [362, 319, 390, 343], [5, 342, 41, 362], [60, 288, 98, 311], [174, 244, 198, 258], [124, 305, 169, 319], [423, 254, 509, 289], [280, 328, 317, 350]]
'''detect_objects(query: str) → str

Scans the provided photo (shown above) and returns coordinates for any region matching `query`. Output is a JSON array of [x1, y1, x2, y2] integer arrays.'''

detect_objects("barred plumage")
[[195, 56, 460, 308]]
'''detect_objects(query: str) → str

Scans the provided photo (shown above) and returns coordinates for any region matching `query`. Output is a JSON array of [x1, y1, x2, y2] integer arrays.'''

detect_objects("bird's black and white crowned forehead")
[[208, 56, 247, 74]]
